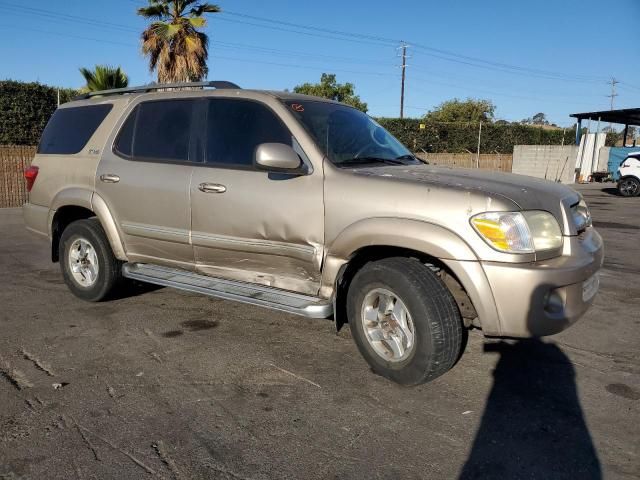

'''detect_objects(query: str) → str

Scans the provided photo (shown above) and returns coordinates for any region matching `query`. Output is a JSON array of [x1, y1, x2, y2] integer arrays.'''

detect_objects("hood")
[[353, 164, 581, 233]]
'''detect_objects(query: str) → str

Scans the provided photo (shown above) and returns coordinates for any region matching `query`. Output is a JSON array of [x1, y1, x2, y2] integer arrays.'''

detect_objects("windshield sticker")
[[291, 103, 304, 112]]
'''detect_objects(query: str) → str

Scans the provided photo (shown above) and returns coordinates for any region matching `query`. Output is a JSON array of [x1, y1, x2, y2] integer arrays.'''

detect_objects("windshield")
[[284, 100, 419, 167]]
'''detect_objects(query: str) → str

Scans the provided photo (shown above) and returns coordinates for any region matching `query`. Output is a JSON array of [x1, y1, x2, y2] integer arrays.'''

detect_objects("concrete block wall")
[[512, 145, 578, 184]]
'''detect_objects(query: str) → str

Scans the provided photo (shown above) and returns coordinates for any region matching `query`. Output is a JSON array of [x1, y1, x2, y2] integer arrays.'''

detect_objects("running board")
[[122, 263, 333, 319]]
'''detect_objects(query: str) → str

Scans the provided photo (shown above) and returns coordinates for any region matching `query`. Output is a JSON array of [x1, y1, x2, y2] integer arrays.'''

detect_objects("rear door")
[[189, 97, 324, 295], [96, 97, 199, 269]]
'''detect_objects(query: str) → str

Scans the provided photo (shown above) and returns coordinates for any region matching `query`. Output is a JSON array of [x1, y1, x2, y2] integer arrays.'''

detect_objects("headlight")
[[571, 199, 592, 232], [471, 211, 563, 253]]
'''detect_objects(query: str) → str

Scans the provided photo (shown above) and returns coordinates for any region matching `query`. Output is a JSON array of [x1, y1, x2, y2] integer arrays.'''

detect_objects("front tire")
[[347, 257, 464, 386], [618, 177, 640, 197], [59, 218, 122, 302]]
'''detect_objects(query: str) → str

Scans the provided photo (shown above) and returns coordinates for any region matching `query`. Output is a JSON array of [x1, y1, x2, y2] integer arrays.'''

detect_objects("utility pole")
[[476, 122, 482, 168], [398, 42, 408, 118], [607, 77, 619, 110]]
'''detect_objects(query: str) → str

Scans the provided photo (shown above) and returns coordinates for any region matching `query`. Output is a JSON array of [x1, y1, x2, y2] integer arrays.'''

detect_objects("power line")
[[3, 0, 634, 115]]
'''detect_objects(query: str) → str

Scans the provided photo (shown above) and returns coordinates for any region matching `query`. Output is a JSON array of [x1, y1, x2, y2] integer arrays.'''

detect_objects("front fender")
[[320, 217, 478, 298], [320, 217, 501, 335]]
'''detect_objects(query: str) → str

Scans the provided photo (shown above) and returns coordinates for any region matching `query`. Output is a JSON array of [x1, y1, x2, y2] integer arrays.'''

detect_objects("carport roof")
[[570, 107, 640, 126]]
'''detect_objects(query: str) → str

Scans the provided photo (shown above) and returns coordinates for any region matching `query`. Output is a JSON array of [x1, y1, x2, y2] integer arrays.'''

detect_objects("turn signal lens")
[[24, 166, 39, 192], [471, 212, 534, 253], [472, 211, 563, 253]]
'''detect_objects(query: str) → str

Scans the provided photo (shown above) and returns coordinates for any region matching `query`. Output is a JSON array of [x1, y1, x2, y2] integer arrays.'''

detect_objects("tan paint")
[[23, 87, 604, 338], [91, 193, 128, 261]]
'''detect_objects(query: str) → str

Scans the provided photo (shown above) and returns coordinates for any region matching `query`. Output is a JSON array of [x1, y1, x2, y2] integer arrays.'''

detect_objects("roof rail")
[[73, 81, 241, 101]]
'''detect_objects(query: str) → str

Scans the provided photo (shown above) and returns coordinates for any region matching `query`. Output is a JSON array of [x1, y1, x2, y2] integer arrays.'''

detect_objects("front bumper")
[[481, 227, 604, 337]]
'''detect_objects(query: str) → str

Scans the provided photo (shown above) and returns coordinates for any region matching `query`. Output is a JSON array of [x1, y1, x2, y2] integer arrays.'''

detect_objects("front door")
[[190, 97, 324, 295], [96, 98, 199, 269]]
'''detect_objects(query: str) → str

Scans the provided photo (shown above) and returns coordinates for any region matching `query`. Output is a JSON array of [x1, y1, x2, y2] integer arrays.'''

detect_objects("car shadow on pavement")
[[459, 287, 602, 479], [109, 279, 164, 300], [601, 187, 620, 196]]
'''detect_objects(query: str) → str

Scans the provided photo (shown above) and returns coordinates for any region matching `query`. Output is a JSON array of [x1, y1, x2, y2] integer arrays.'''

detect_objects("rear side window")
[[206, 99, 291, 167], [38, 104, 112, 154], [114, 99, 195, 162]]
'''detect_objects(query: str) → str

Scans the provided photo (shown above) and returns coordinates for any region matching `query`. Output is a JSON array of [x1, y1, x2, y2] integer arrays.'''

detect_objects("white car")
[[618, 152, 640, 196]]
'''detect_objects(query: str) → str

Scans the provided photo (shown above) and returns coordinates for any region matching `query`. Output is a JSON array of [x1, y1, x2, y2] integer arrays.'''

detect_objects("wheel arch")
[[49, 191, 127, 263], [321, 218, 483, 332]]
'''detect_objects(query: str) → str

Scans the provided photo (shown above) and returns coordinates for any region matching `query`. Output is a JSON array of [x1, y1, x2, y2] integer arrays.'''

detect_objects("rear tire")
[[618, 177, 640, 197], [347, 257, 464, 386], [59, 218, 122, 302]]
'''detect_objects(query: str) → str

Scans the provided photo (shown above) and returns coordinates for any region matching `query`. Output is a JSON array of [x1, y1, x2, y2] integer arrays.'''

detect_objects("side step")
[[121, 263, 333, 319]]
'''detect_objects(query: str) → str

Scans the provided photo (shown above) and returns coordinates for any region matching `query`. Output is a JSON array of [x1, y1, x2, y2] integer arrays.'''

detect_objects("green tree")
[[79, 65, 129, 92], [532, 112, 549, 125], [293, 73, 368, 112], [425, 98, 495, 123], [137, 0, 221, 83]]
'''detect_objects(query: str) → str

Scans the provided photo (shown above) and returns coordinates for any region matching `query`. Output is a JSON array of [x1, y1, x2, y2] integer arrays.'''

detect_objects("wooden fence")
[[415, 152, 513, 172], [0, 147, 513, 209], [0, 145, 36, 208]]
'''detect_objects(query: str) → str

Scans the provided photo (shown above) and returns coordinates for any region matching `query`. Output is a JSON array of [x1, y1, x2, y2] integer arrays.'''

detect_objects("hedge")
[[0, 80, 604, 153], [376, 118, 578, 154], [0, 80, 78, 145]]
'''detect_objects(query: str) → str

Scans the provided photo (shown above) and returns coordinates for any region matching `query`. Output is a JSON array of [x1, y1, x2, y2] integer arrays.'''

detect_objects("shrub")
[[0, 80, 78, 145]]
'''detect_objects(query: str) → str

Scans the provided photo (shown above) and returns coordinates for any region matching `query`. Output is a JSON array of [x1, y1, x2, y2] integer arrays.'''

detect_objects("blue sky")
[[0, 0, 638, 126]]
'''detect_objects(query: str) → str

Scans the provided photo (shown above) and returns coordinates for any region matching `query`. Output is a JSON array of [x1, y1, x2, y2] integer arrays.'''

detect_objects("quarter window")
[[38, 104, 113, 155], [205, 99, 291, 167]]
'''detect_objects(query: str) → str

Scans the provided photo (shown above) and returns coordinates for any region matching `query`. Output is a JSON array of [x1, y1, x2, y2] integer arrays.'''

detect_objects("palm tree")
[[79, 65, 129, 92], [137, 0, 221, 83]]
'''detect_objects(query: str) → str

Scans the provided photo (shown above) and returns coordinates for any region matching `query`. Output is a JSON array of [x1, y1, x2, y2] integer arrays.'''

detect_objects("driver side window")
[[205, 99, 292, 168]]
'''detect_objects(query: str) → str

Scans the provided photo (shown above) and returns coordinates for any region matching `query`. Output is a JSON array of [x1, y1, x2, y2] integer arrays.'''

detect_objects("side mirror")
[[254, 143, 307, 174]]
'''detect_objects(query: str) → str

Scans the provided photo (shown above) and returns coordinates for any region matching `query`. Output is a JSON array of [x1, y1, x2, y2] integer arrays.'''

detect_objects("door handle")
[[198, 183, 226, 194], [100, 174, 120, 183]]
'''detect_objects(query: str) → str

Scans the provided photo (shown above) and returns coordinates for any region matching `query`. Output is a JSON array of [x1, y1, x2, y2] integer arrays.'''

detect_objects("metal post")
[[623, 124, 629, 147], [476, 122, 482, 168], [575, 119, 582, 145], [576, 119, 590, 176], [590, 117, 601, 177]]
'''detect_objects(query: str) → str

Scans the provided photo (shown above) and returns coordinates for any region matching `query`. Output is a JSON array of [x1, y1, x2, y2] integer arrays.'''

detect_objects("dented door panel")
[[190, 168, 324, 295]]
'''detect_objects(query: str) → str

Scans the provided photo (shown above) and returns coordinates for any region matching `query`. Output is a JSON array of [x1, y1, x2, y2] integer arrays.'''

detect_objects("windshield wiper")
[[340, 156, 406, 166], [395, 154, 417, 161]]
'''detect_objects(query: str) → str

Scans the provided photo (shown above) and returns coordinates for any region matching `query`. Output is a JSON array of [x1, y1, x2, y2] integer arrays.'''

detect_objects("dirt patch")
[[180, 319, 219, 331], [606, 383, 640, 400], [161, 330, 184, 338]]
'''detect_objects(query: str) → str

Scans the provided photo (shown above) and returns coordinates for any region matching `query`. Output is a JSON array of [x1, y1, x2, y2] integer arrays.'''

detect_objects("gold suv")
[[23, 81, 603, 385]]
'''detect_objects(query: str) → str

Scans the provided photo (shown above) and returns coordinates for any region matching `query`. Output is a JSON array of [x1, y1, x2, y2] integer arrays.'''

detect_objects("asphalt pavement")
[[0, 183, 638, 479]]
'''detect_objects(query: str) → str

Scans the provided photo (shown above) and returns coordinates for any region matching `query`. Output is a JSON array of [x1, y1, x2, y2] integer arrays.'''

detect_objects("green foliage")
[[424, 98, 495, 123], [376, 117, 576, 154], [79, 65, 129, 92], [293, 73, 368, 112], [521, 112, 553, 126], [0, 80, 78, 145]]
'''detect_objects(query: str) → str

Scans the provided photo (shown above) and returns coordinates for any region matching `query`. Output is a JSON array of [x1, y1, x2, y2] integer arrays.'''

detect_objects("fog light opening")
[[544, 290, 564, 314]]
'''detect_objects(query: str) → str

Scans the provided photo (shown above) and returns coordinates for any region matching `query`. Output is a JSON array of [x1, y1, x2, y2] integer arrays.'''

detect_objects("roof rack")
[[73, 80, 241, 101]]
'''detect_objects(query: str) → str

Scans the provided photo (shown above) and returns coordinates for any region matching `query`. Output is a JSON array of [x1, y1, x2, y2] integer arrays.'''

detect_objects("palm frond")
[[138, 0, 220, 83], [79, 65, 129, 92], [190, 3, 221, 16], [137, 3, 169, 19]]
